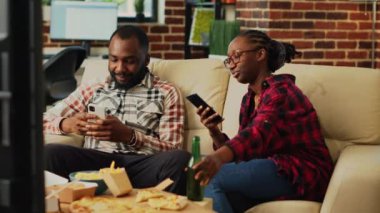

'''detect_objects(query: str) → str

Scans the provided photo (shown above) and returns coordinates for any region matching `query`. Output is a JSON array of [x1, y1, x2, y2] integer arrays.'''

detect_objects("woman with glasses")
[[193, 30, 333, 213]]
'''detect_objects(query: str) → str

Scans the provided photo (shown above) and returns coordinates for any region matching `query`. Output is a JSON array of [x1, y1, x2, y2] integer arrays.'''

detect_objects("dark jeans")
[[44, 144, 191, 195], [205, 159, 296, 213]]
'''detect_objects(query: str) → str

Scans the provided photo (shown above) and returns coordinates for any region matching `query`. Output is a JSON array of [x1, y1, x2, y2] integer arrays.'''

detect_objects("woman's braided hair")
[[239, 30, 301, 72]]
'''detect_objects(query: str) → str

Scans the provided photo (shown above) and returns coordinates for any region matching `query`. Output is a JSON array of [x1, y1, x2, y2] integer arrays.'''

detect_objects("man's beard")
[[110, 67, 148, 90]]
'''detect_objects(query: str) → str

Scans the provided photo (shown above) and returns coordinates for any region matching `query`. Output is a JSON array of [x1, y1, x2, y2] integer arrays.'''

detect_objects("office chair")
[[44, 46, 86, 105]]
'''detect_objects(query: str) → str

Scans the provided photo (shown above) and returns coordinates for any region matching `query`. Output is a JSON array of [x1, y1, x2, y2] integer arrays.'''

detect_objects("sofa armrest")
[[321, 145, 380, 213], [245, 200, 321, 213], [44, 133, 84, 148]]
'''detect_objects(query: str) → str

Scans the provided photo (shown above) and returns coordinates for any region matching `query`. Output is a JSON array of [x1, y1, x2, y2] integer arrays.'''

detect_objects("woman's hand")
[[193, 154, 223, 186], [192, 146, 234, 186], [196, 105, 223, 133], [85, 115, 134, 142], [197, 105, 227, 148]]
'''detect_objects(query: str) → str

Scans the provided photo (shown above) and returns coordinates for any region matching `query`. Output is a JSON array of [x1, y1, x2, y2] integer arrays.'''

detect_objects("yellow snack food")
[[148, 195, 188, 210], [70, 197, 158, 213], [67, 182, 86, 190], [99, 161, 124, 174], [100, 161, 133, 197], [74, 172, 102, 180], [135, 189, 164, 203], [99, 167, 124, 174]]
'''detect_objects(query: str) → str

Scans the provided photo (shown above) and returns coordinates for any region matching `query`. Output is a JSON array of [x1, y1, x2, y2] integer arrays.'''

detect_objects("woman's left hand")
[[193, 146, 234, 186], [193, 154, 223, 186]]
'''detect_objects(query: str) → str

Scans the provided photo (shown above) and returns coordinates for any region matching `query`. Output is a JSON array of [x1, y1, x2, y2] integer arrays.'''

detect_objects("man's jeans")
[[205, 159, 296, 213]]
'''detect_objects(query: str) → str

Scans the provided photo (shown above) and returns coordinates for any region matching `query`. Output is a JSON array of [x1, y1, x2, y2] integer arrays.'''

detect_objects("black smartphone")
[[186, 93, 224, 123]]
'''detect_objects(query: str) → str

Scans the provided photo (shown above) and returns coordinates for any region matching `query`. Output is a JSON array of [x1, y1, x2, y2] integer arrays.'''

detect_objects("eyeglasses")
[[223, 47, 263, 69]]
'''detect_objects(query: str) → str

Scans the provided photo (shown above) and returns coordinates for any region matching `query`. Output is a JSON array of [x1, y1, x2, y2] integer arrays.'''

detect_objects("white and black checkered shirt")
[[44, 72, 185, 155]]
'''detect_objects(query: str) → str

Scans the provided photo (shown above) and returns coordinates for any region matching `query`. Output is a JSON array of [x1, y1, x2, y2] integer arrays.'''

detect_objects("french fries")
[[100, 161, 133, 197], [74, 172, 102, 180], [100, 161, 124, 174]]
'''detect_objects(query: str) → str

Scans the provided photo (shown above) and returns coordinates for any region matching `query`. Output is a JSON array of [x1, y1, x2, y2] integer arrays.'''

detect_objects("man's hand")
[[60, 112, 89, 135], [85, 115, 133, 142]]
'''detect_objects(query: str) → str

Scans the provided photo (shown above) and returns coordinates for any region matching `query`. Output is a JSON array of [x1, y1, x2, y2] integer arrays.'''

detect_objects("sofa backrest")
[[81, 58, 109, 85], [82, 58, 230, 155], [83, 59, 380, 161], [223, 63, 380, 162], [150, 59, 230, 154]]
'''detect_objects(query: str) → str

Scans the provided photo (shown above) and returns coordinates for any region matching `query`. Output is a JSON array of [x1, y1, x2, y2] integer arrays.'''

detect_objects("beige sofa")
[[45, 58, 380, 213]]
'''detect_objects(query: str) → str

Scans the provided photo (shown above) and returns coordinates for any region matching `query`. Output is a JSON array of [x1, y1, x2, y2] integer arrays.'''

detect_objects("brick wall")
[[236, 0, 380, 69], [43, 0, 196, 59], [43, 0, 379, 68]]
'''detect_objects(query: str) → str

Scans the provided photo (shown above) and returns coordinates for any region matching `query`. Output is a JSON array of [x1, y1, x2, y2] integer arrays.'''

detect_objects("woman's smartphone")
[[186, 93, 224, 123], [87, 103, 106, 120]]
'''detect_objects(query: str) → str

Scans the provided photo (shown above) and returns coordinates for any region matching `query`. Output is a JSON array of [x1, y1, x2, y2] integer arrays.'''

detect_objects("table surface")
[[60, 189, 214, 213]]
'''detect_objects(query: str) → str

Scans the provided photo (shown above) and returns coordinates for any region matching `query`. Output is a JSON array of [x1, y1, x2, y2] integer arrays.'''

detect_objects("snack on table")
[[99, 161, 125, 174], [46, 182, 97, 203], [70, 197, 157, 213], [67, 182, 86, 190], [148, 195, 188, 210], [100, 161, 133, 197], [135, 189, 164, 203], [74, 172, 102, 180], [46, 182, 85, 196], [70, 197, 131, 213]]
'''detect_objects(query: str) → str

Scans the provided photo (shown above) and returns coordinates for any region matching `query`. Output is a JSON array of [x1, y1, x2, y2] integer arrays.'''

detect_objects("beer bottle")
[[186, 136, 204, 201]]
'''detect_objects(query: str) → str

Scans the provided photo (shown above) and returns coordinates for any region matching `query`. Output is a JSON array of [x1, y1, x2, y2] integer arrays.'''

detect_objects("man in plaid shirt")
[[44, 26, 190, 195]]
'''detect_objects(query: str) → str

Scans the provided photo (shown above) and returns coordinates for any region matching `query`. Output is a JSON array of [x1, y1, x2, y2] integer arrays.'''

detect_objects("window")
[[117, 0, 157, 22]]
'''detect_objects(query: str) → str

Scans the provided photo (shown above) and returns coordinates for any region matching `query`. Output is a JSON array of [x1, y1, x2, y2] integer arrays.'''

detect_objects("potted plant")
[[134, 0, 145, 22]]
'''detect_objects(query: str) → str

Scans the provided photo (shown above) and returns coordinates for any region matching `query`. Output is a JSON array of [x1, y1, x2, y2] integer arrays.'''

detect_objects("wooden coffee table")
[[59, 189, 214, 213]]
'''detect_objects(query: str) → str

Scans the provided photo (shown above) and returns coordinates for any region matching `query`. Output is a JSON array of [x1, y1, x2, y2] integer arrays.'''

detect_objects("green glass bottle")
[[186, 136, 204, 201]]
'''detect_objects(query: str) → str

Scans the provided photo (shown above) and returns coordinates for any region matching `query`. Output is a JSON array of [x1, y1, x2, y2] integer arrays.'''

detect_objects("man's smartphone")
[[87, 103, 106, 120], [186, 93, 224, 123]]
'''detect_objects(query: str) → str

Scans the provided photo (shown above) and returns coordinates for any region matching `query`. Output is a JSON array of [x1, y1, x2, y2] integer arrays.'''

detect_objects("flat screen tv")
[[0, 0, 45, 212]]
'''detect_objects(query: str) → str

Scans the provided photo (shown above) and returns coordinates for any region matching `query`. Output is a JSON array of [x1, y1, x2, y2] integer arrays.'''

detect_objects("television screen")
[[50, 1, 118, 41]]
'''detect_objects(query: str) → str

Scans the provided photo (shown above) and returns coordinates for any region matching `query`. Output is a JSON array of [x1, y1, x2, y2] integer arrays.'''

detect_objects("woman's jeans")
[[205, 159, 296, 213]]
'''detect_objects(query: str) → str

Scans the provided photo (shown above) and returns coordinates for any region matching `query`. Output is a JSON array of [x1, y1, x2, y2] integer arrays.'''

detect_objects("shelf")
[[187, 2, 235, 6], [188, 2, 215, 7], [221, 3, 236, 5], [184, 0, 235, 59]]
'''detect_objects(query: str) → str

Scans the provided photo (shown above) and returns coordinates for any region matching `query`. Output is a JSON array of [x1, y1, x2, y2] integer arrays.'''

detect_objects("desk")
[[59, 189, 214, 213]]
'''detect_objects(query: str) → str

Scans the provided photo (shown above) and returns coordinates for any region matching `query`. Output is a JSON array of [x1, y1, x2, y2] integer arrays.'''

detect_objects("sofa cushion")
[[245, 200, 321, 213], [223, 63, 380, 161], [44, 133, 84, 147], [279, 64, 380, 161], [222, 74, 247, 138], [150, 59, 230, 154], [81, 58, 109, 85], [81, 58, 230, 154], [320, 145, 380, 213]]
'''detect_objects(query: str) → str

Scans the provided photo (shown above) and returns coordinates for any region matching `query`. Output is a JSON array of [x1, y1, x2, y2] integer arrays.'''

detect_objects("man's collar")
[[139, 71, 154, 88], [108, 69, 154, 90]]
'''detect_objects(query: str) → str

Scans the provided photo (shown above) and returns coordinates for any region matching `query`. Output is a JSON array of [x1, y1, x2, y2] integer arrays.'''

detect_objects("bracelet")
[[59, 118, 69, 134], [128, 129, 137, 146]]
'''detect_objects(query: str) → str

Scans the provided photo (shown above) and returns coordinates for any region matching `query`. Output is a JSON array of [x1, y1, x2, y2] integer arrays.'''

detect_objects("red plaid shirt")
[[44, 72, 185, 155], [225, 74, 333, 201]]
